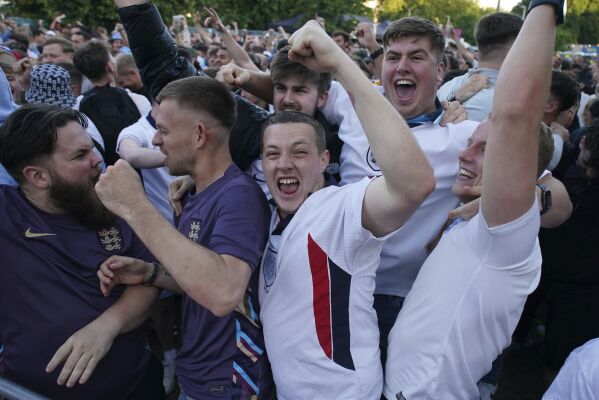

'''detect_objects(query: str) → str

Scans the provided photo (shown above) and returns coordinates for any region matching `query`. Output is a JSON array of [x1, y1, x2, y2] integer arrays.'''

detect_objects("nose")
[[91, 150, 103, 167], [281, 90, 295, 105], [152, 130, 162, 147], [458, 145, 475, 163], [276, 151, 293, 171], [396, 56, 410, 73]]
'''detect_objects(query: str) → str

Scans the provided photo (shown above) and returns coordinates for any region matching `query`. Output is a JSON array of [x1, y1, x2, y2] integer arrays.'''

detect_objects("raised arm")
[[204, 7, 259, 72], [481, 4, 558, 227], [288, 21, 434, 237]]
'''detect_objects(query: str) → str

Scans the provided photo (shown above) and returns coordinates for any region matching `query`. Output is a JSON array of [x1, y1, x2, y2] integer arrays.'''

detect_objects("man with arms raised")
[[254, 21, 434, 399], [384, 2, 564, 399]]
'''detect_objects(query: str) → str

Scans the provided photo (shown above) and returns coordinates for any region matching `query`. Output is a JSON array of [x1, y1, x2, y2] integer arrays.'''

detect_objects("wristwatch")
[[369, 47, 384, 60], [537, 184, 552, 215], [527, 0, 567, 25]]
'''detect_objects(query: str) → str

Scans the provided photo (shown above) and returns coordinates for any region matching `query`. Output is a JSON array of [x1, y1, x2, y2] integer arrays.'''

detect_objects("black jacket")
[[118, 3, 268, 171]]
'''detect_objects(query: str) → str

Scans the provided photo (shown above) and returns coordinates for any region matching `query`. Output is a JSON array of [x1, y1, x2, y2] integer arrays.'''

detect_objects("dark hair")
[[33, 29, 45, 37], [474, 13, 522, 58], [73, 40, 110, 80], [271, 46, 332, 94], [156, 76, 236, 130], [57, 62, 83, 87], [72, 30, 93, 42], [0, 105, 86, 183], [43, 37, 75, 54], [332, 31, 350, 43], [260, 111, 326, 153], [382, 17, 445, 62], [584, 125, 599, 171], [177, 46, 196, 64], [8, 33, 29, 49], [550, 71, 580, 112]]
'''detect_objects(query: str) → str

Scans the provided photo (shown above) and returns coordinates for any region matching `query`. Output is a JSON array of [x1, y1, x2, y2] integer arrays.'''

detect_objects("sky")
[[477, 0, 522, 11]]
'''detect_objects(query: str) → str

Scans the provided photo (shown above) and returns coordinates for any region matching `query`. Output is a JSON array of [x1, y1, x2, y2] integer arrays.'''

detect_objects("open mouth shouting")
[[277, 177, 300, 197], [395, 79, 416, 102]]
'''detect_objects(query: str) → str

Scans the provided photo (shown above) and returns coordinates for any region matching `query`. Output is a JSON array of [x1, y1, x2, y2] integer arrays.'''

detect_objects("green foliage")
[[378, 0, 495, 44], [512, 0, 599, 48], [2, 0, 598, 46]]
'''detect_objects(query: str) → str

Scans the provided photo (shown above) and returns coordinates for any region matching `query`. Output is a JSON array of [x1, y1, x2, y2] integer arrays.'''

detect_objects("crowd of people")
[[0, 0, 598, 399]]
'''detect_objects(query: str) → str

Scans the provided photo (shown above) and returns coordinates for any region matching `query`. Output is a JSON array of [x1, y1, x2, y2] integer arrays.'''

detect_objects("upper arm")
[[361, 177, 423, 238], [117, 137, 143, 158], [539, 175, 572, 228]]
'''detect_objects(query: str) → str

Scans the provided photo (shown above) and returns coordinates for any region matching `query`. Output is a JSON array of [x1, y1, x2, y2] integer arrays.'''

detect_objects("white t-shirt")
[[259, 178, 391, 400], [321, 81, 479, 297], [384, 201, 542, 400], [116, 114, 176, 222], [543, 338, 599, 400]]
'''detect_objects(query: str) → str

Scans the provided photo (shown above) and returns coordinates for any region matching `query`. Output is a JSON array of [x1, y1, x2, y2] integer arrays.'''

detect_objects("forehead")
[[263, 122, 318, 148], [469, 121, 490, 144], [274, 75, 318, 90], [386, 35, 436, 55], [54, 121, 90, 153], [43, 43, 64, 54]]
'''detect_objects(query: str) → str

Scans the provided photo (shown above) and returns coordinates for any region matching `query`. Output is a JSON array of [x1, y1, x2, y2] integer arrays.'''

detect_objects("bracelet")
[[145, 262, 160, 285], [369, 47, 384, 60]]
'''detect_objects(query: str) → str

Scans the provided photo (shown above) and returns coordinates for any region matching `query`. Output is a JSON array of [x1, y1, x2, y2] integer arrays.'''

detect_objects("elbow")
[[189, 286, 242, 318], [408, 167, 436, 204]]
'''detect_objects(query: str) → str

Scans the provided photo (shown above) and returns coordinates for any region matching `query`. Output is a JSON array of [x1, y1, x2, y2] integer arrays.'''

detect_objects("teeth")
[[460, 168, 475, 178], [396, 80, 415, 86], [279, 178, 298, 185]]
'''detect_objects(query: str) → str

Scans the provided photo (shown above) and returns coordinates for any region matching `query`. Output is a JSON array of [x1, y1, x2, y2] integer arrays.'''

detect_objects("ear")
[[192, 121, 209, 149], [437, 62, 445, 87], [320, 149, 330, 173], [545, 100, 559, 115], [317, 91, 328, 109], [22, 165, 50, 189]]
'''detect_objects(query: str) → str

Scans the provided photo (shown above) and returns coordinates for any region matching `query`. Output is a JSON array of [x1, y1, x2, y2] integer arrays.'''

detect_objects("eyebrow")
[[386, 48, 428, 57]]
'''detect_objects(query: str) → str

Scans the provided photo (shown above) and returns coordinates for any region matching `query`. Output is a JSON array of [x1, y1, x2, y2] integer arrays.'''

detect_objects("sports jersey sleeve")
[[314, 178, 397, 274], [468, 199, 540, 269], [117, 120, 147, 151], [208, 184, 270, 271]]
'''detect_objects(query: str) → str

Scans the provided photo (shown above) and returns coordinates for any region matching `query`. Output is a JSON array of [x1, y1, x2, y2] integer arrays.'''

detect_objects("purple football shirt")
[[175, 164, 270, 399], [0, 185, 153, 400]]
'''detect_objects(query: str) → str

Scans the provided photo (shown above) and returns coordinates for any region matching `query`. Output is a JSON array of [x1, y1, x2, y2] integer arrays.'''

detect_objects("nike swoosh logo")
[[25, 228, 57, 238]]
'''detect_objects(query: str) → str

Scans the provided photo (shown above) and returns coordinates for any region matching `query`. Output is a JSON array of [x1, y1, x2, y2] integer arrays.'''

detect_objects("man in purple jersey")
[[96, 76, 271, 400], [0, 104, 163, 400]]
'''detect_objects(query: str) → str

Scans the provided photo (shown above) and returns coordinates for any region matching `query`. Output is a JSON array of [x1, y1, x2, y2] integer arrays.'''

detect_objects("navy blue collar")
[[146, 111, 156, 129], [405, 98, 443, 128]]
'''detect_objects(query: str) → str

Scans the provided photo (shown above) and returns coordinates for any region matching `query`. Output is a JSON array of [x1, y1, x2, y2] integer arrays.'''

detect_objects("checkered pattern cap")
[[25, 64, 76, 109]]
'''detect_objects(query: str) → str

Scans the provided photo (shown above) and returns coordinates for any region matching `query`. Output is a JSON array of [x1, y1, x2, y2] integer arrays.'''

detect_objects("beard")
[[48, 170, 117, 230]]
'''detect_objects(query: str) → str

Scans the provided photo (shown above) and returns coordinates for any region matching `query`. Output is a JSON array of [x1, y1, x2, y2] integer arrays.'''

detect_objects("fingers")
[[46, 340, 72, 374], [64, 352, 92, 387], [78, 356, 99, 384]]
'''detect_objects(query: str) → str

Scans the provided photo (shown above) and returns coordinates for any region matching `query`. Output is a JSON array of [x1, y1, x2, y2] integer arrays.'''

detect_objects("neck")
[[190, 148, 233, 193], [21, 186, 63, 214], [92, 76, 114, 88], [476, 59, 502, 70]]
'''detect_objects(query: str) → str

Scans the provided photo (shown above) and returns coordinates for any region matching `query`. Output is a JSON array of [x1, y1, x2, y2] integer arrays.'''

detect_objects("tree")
[[379, 0, 495, 44]]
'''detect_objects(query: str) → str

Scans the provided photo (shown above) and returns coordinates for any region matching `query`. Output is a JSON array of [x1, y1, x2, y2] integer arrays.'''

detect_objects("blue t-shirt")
[[175, 164, 270, 399], [0, 185, 153, 400]]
